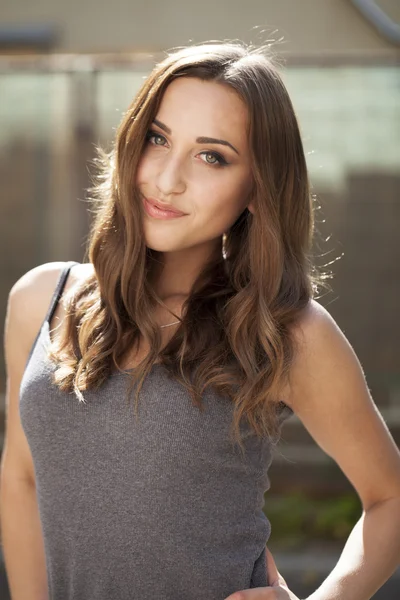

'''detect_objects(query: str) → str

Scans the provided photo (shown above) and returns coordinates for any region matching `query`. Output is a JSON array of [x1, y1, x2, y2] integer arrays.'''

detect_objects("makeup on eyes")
[[145, 130, 229, 167], [152, 118, 239, 155]]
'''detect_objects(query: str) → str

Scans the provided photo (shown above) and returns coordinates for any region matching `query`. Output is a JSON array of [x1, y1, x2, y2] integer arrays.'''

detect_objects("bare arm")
[[286, 301, 400, 600], [226, 301, 400, 600], [0, 263, 65, 600]]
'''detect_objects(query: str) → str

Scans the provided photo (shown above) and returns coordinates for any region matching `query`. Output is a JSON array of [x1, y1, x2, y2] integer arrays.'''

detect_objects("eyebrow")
[[152, 118, 240, 155]]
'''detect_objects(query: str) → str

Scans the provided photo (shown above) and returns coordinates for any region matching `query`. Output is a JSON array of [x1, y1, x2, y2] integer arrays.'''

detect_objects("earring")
[[222, 233, 227, 260]]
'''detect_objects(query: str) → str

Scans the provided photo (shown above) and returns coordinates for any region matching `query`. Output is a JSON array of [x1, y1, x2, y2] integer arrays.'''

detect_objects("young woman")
[[1, 43, 400, 600]]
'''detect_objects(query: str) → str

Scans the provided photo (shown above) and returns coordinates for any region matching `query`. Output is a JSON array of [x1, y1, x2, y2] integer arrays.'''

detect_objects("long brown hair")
[[49, 42, 319, 446]]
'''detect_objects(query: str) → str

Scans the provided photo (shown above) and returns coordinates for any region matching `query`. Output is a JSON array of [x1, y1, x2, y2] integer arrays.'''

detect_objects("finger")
[[265, 547, 287, 588], [224, 587, 274, 599], [265, 547, 279, 586], [223, 549, 285, 599]]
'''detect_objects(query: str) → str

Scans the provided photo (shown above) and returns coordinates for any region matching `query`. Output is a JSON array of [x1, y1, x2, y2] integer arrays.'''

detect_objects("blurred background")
[[0, 0, 399, 598]]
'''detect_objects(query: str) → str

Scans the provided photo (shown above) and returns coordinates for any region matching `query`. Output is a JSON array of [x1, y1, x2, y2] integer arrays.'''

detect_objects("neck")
[[148, 238, 221, 299]]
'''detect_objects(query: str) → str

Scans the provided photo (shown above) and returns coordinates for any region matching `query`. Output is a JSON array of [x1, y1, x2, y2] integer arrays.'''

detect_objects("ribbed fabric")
[[19, 262, 293, 600]]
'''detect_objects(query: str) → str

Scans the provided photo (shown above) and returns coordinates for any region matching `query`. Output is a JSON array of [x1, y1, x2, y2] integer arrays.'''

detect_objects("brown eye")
[[199, 151, 227, 167], [154, 134, 166, 146], [146, 131, 167, 146], [205, 153, 218, 164]]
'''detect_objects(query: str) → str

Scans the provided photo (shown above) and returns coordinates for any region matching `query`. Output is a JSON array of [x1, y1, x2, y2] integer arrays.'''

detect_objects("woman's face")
[[136, 77, 254, 255]]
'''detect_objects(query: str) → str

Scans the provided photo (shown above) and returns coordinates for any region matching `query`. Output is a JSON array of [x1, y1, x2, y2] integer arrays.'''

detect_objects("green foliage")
[[266, 492, 361, 549]]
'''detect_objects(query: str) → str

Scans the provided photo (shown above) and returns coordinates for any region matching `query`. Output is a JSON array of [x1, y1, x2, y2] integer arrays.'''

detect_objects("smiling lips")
[[143, 197, 187, 219]]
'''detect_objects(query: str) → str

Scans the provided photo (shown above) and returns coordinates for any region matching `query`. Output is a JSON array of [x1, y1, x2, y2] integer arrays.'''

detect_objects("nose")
[[155, 152, 187, 197]]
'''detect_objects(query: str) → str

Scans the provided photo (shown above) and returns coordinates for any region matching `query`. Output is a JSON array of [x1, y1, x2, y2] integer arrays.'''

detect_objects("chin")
[[144, 236, 183, 253]]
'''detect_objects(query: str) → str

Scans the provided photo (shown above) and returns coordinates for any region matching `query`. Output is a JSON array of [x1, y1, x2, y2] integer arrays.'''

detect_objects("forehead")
[[156, 77, 249, 145]]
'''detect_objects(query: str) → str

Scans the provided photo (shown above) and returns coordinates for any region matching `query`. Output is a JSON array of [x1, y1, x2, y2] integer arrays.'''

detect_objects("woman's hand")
[[224, 547, 301, 600]]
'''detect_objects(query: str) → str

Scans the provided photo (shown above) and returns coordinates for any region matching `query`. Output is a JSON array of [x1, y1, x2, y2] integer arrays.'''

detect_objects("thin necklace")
[[160, 320, 181, 329]]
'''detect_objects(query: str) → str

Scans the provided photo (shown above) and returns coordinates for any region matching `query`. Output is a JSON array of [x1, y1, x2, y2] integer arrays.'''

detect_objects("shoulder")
[[285, 298, 360, 406], [290, 298, 344, 355], [8, 262, 66, 338], [286, 300, 365, 412], [6, 261, 95, 357], [9, 261, 94, 309]]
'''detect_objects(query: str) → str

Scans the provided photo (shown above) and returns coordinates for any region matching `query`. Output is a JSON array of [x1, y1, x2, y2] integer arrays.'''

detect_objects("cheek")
[[135, 155, 152, 186], [195, 189, 245, 233], [203, 175, 250, 214]]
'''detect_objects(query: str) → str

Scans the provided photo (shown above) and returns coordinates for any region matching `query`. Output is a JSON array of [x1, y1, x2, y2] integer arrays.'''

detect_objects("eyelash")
[[145, 130, 228, 167]]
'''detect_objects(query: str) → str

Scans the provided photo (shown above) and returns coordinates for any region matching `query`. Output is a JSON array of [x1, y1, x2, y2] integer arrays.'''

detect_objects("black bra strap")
[[44, 261, 80, 325]]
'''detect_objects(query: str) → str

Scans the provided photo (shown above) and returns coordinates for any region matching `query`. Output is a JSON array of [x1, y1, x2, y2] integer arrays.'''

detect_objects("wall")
[[1, 0, 399, 54]]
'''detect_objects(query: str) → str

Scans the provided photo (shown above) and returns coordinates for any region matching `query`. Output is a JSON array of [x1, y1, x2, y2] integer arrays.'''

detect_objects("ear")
[[247, 199, 255, 215]]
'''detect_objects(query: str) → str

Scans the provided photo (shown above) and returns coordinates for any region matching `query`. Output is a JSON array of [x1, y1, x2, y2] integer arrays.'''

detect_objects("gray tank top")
[[19, 262, 293, 600]]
